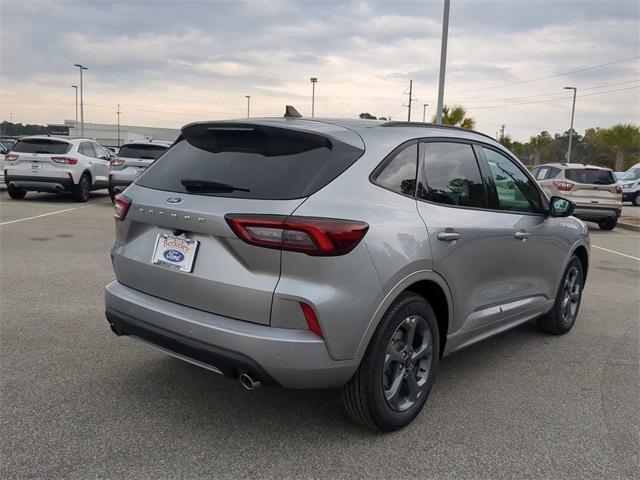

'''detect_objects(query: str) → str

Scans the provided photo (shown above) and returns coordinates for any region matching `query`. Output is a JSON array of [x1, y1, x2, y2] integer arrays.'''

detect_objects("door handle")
[[514, 231, 530, 240], [437, 231, 461, 242]]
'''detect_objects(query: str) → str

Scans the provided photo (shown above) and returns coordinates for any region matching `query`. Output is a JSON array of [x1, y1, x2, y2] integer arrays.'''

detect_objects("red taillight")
[[113, 194, 132, 221], [51, 156, 78, 165], [225, 214, 369, 256], [616, 185, 623, 194], [4, 154, 19, 161], [553, 180, 574, 192], [110, 159, 125, 167], [300, 302, 323, 338]]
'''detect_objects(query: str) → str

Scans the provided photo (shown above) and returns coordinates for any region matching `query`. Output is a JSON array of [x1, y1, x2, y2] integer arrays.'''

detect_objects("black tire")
[[537, 256, 584, 335], [633, 193, 640, 207], [342, 292, 440, 431], [598, 217, 617, 230], [7, 185, 26, 199], [72, 173, 91, 202]]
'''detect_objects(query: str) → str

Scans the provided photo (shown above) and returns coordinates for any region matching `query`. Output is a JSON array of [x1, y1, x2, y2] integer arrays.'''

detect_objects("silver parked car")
[[108, 139, 172, 200], [105, 115, 590, 431]]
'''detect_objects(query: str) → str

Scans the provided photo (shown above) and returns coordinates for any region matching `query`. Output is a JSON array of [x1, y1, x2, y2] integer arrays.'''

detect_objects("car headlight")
[[623, 182, 634, 188]]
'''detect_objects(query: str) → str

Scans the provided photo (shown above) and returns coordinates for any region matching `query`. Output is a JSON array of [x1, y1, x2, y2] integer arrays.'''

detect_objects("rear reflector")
[[225, 214, 369, 256], [553, 180, 574, 192], [51, 156, 78, 165], [113, 194, 132, 221], [4, 154, 19, 162], [300, 302, 323, 338]]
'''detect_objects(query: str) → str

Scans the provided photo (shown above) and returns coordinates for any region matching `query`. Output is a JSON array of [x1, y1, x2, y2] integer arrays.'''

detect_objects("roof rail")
[[381, 121, 498, 143]]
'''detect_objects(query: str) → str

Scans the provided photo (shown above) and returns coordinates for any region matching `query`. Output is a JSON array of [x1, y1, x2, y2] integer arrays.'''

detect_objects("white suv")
[[4, 136, 114, 201], [620, 163, 640, 206]]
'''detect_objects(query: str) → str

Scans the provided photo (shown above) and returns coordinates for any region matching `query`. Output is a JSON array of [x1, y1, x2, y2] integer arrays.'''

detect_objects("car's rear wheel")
[[633, 193, 640, 207], [537, 256, 583, 335], [73, 173, 91, 202], [7, 185, 26, 199], [342, 292, 439, 431], [598, 217, 617, 230]]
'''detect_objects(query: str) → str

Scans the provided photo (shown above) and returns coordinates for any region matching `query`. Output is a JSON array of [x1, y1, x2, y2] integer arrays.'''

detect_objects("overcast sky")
[[1, 0, 638, 141]]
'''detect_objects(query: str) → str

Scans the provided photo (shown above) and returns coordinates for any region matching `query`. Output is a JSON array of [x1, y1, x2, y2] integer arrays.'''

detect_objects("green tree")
[[359, 113, 377, 120], [432, 105, 475, 129], [601, 123, 640, 171]]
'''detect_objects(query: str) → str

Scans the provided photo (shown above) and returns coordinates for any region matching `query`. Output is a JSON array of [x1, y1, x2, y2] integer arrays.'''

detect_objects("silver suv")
[[105, 117, 590, 431]]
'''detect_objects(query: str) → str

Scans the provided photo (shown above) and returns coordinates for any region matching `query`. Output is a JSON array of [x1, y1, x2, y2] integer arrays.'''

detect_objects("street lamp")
[[564, 86, 577, 162], [74, 64, 88, 136], [245, 95, 251, 118], [435, 0, 450, 124], [422, 103, 429, 123], [70, 85, 78, 133], [310, 77, 318, 117]]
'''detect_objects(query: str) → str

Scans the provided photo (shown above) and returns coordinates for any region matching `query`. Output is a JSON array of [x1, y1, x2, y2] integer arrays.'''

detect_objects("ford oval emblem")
[[163, 249, 185, 263], [166, 197, 182, 204]]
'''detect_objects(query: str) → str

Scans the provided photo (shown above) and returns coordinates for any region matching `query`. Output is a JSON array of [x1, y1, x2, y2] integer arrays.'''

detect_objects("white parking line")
[[0, 202, 110, 226], [592, 245, 640, 261]]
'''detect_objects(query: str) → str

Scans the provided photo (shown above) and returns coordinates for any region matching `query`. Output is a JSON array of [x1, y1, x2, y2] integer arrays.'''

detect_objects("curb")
[[617, 221, 640, 233]]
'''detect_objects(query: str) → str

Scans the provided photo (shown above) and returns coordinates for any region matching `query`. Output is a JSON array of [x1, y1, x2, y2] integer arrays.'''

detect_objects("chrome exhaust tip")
[[239, 373, 260, 390]]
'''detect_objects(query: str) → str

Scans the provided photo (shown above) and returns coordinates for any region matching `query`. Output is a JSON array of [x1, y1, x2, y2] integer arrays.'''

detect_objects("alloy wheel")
[[382, 315, 433, 412], [560, 266, 581, 324]]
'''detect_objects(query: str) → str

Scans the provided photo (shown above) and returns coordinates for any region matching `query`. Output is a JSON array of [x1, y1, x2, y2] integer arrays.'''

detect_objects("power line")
[[447, 55, 640, 95]]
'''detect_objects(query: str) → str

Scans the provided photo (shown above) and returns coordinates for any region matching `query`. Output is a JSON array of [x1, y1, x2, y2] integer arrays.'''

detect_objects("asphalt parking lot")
[[1, 191, 638, 480]]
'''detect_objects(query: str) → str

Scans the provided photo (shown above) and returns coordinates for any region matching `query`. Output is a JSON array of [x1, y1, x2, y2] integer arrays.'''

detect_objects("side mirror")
[[549, 196, 575, 217]]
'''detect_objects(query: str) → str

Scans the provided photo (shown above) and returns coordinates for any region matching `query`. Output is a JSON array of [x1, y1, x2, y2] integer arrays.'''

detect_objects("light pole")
[[71, 85, 78, 133], [10, 112, 13, 123], [74, 64, 88, 136], [117, 104, 121, 147], [422, 103, 429, 122], [435, 0, 450, 124], [245, 95, 251, 118], [564, 86, 577, 162], [310, 77, 318, 117]]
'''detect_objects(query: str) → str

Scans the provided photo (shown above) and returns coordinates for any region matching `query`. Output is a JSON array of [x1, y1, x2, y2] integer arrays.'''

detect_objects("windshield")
[[12, 138, 71, 154], [621, 167, 640, 181], [118, 144, 168, 160]]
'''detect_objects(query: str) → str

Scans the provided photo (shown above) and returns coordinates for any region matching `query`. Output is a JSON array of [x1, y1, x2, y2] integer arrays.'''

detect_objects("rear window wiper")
[[181, 178, 251, 193]]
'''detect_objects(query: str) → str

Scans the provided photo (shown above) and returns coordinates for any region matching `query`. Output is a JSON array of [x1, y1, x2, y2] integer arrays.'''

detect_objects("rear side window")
[[417, 142, 486, 208], [137, 124, 364, 200], [12, 139, 71, 154], [79, 142, 96, 157], [565, 168, 616, 185], [118, 144, 168, 160], [532, 166, 560, 180], [374, 143, 418, 196]]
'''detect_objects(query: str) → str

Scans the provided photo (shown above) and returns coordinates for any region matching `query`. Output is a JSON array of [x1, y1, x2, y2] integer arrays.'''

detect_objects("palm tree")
[[432, 105, 475, 129], [601, 123, 640, 171]]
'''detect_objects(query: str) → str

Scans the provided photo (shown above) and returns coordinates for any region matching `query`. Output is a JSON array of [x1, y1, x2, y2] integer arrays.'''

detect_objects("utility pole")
[[310, 77, 318, 117], [500, 124, 506, 140], [245, 95, 251, 118], [74, 64, 88, 136], [422, 103, 429, 123], [10, 112, 13, 123], [117, 104, 121, 147], [71, 85, 78, 133], [564, 86, 577, 162], [435, 0, 451, 124], [407, 80, 413, 122]]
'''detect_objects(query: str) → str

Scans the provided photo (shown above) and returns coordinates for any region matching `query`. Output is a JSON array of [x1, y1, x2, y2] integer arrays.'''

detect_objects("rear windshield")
[[565, 168, 616, 185], [12, 138, 71, 154], [136, 124, 364, 200], [118, 144, 168, 160]]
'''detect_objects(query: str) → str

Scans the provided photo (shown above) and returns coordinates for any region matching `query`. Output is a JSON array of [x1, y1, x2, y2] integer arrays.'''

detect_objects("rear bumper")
[[573, 206, 621, 221], [104, 281, 360, 389], [108, 178, 134, 193], [5, 174, 75, 192]]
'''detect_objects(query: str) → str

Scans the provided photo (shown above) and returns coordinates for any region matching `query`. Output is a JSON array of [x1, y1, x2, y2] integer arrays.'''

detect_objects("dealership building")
[[47, 120, 180, 148]]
